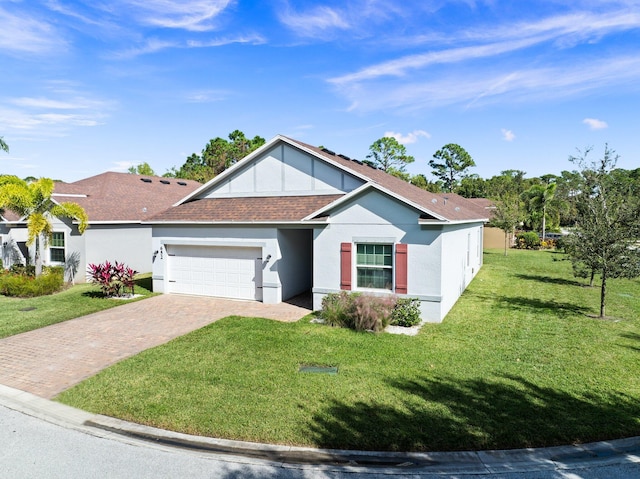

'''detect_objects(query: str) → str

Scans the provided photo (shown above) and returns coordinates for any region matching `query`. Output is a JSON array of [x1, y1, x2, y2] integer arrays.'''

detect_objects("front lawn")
[[0, 275, 154, 339], [56, 251, 640, 451]]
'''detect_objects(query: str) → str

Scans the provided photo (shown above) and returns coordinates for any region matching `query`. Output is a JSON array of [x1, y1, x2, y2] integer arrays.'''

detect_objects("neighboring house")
[[0, 172, 200, 282], [149, 135, 488, 322], [467, 198, 507, 249]]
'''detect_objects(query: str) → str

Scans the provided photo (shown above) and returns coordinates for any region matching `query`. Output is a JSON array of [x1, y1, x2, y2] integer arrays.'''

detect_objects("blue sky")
[[1, 0, 639, 183]]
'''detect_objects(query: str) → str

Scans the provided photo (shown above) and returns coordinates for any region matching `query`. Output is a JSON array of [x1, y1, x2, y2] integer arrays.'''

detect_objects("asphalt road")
[[2, 405, 640, 479]]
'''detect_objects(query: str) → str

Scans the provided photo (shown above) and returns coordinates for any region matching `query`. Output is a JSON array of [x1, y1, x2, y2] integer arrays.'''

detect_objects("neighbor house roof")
[[467, 198, 497, 220], [50, 172, 201, 223]]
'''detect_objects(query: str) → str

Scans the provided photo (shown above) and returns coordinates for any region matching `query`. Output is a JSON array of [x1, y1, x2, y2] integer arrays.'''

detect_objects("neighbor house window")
[[50, 232, 65, 263], [356, 243, 392, 290]]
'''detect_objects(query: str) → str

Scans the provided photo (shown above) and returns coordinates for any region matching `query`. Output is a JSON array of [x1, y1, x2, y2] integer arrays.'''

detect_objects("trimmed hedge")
[[0, 267, 64, 297]]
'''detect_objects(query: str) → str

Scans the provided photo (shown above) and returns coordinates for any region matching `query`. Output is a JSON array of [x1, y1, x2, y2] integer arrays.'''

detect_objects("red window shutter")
[[340, 242, 352, 290], [395, 243, 408, 294]]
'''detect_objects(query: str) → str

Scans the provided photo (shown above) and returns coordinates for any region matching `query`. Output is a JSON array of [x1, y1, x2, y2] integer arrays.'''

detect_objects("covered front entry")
[[166, 245, 263, 301]]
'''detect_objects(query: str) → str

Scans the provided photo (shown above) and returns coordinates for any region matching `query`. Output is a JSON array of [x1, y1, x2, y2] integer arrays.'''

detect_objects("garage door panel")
[[167, 245, 263, 300]]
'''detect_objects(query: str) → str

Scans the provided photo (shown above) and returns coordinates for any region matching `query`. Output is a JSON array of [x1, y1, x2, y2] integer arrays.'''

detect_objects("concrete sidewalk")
[[0, 294, 310, 398], [1, 383, 639, 476]]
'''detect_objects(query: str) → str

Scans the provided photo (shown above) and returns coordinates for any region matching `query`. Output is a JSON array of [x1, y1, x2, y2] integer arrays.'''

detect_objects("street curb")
[[2, 384, 640, 475]]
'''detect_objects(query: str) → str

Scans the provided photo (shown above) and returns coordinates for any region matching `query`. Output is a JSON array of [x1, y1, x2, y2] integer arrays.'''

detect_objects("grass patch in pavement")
[[0, 274, 155, 339], [56, 251, 640, 451]]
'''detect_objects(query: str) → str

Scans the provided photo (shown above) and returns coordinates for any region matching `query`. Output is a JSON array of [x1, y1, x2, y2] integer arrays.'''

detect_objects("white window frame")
[[354, 242, 394, 291], [49, 232, 65, 264]]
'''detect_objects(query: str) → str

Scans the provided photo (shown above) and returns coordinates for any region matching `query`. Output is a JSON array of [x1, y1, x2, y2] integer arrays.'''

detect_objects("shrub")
[[9, 264, 35, 276], [321, 291, 359, 329], [390, 297, 422, 327], [87, 261, 138, 297], [321, 293, 423, 332], [0, 268, 63, 297], [515, 232, 541, 250], [353, 294, 396, 332]]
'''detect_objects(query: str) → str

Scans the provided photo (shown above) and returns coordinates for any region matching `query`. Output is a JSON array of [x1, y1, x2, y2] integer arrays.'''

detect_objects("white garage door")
[[167, 245, 263, 301]]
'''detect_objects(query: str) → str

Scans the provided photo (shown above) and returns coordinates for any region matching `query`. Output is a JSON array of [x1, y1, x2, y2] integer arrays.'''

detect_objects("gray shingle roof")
[[52, 172, 201, 222], [150, 195, 343, 222]]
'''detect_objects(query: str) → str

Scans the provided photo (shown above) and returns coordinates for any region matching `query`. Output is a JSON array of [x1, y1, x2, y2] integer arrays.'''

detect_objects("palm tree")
[[0, 176, 88, 276], [0, 137, 8, 153], [525, 182, 557, 240]]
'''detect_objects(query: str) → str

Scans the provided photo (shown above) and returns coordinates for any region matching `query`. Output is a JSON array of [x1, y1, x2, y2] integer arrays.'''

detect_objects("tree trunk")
[[504, 231, 509, 256], [600, 270, 607, 318], [589, 269, 595, 287], [35, 236, 43, 277], [541, 205, 546, 241]]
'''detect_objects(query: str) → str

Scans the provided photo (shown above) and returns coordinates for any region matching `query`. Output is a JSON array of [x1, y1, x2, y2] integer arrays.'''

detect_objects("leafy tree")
[[0, 136, 8, 153], [486, 170, 529, 198], [366, 137, 415, 175], [566, 145, 640, 318], [0, 176, 88, 276], [410, 174, 442, 192], [554, 170, 582, 226], [128, 162, 156, 176], [456, 174, 487, 198], [429, 144, 475, 192], [524, 182, 557, 240], [490, 192, 522, 256], [168, 130, 265, 182]]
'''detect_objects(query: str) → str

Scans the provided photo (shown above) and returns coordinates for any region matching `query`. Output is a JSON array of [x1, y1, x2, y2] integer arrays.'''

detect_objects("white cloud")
[[384, 130, 431, 144], [278, 5, 350, 38], [328, 9, 640, 86], [0, 87, 111, 138], [501, 129, 516, 141], [0, 5, 65, 54], [582, 117, 608, 130], [109, 38, 178, 59], [331, 54, 640, 113], [10, 96, 106, 110], [111, 33, 264, 59], [119, 0, 233, 32], [186, 34, 266, 47], [185, 89, 230, 103]]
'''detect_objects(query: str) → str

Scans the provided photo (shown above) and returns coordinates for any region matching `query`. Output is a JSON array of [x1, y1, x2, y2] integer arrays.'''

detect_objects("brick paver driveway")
[[0, 294, 311, 399]]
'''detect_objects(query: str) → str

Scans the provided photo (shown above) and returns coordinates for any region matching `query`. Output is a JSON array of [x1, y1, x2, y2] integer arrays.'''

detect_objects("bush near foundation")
[[321, 292, 421, 332]]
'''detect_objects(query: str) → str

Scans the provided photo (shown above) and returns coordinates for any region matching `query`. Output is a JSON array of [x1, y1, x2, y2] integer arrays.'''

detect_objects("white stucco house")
[[0, 172, 200, 282], [149, 135, 488, 322]]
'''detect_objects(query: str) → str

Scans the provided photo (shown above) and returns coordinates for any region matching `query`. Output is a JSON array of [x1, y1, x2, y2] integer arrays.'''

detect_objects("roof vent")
[[366, 162, 377, 169], [351, 159, 363, 165], [160, 179, 170, 185], [321, 147, 336, 156], [431, 198, 437, 204], [455, 207, 461, 211], [337, 153, 351, 161], [177, 181, 187, 186], [140, 178, 152, 183]]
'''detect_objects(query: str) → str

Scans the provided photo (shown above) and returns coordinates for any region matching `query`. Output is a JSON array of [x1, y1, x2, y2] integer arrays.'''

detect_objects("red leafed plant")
[[87, 261, 138, 297]]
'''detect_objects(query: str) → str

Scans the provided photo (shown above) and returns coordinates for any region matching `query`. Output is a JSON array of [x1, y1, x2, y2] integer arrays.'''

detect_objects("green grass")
[[0, 274, 155, 339], [56, 251, 640, 451]]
